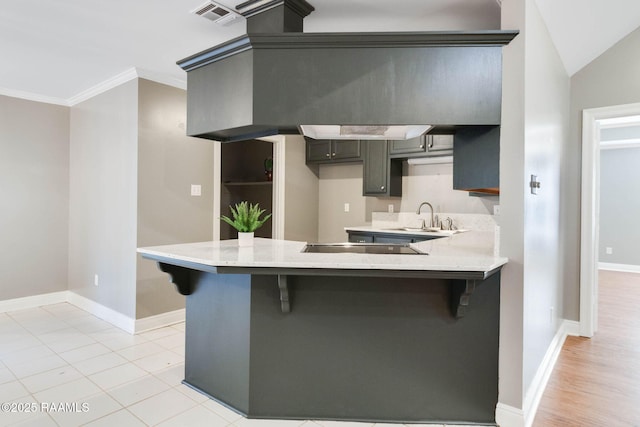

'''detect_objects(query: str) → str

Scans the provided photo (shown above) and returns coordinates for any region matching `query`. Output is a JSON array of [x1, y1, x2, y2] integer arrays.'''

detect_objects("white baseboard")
[[67, 292, 136, 334], [496, 319, 578, 427], [135, 309, 185, 334], [0, 291, 69, 314], [599, 262, 640, 273], [1, 291, 184, 335], [495, 402, 525, 427]]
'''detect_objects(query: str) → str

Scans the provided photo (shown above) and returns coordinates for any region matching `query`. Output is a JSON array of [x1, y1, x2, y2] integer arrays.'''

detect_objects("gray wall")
[[601, 125, 640, 141], [0, 95, 70, 300], [136, 79, 214, 318], [68, 80, 139, 319], [499, 0, 570, 410], [317, 162, 497, 243], [568, 25, 640, 319], [599, 147, 640, 266]]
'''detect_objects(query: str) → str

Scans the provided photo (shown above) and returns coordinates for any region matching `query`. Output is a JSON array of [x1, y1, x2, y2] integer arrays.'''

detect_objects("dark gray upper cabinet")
[[389, 134, 454, 159], [453, 126, 500, 195], [362, 140, 402, 197], [427, 134, 454, 155], [306, 139, 361, 163], [388, 136, 426, 157]]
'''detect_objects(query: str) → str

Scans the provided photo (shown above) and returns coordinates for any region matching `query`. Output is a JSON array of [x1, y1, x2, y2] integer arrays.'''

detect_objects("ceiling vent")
[[191, 1, 239, 25]]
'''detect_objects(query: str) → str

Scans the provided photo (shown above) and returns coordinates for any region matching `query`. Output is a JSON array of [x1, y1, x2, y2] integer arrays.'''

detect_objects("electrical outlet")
[[493, 205, 500, 216], [344, 203, 350, 213], [191, 184, 202, 196], [606, 247, 613, 255], [94, 274, 99, 287], [388, 204, 394, 213]]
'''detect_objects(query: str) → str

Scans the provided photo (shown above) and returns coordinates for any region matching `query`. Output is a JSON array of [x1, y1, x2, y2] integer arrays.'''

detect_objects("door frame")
[[580, 102, 640, 337]]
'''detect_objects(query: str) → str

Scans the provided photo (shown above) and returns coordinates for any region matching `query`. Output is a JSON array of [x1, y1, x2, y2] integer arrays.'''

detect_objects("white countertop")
[[138, 231, 507, 273]]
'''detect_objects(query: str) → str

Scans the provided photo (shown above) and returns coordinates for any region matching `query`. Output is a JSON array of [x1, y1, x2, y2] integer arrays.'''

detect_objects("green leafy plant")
[[221, 201, 272, 233]]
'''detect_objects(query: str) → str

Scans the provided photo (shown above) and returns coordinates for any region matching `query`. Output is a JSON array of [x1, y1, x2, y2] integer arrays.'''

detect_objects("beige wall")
[[283, 135, 319, 242], [136, 79, 214, 318], [566, 26, 640, 320], [68, 80, 139, 318], [317, 161, 496, 243], [0, 95, 70, 300]]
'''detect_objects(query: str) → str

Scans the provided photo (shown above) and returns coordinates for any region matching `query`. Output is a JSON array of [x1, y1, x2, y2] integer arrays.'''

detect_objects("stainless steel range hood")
[[177, 0, 518, 143], [299, 125, 433, 140]]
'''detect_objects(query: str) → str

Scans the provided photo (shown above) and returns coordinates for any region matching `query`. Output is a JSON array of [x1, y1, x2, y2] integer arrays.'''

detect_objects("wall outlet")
[[388, 204, 394, 213], [94, 274, 99, 287], [606, 247, 613, 255], [493, 205, 500, 216], [344, 203, 350, 213], [191, 184, 202, 196]]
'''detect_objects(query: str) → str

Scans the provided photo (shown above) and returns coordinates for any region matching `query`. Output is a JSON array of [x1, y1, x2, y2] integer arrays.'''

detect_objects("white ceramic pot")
[[237, 231, 255, 247]]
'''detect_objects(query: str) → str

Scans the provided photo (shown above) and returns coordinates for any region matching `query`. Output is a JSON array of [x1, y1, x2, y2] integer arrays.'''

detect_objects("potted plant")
[[221, 201, 272, 247]]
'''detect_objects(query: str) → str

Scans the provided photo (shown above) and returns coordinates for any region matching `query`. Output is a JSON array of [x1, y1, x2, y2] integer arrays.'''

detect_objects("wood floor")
[[533, 270, 640, 426]]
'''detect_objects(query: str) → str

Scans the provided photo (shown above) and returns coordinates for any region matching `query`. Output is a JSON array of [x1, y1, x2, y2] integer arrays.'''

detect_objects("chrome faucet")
[[416, 202, 435, 229]]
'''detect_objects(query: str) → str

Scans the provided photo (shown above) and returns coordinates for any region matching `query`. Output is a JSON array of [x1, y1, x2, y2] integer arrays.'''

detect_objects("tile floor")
[[0, 303, 472, 427]]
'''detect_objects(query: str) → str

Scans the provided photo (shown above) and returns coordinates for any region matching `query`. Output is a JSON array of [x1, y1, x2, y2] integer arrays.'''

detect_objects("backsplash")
[[371, 212, 498, 232]]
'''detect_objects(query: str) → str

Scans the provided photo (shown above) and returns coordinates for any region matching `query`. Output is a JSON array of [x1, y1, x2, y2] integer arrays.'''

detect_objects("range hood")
[[299, 125, 433, 140], [177, 0, 518, 143]]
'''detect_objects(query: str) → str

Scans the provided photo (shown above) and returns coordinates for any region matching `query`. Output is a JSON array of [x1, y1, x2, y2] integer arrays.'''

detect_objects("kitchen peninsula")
[[139, 232, 507, 425]]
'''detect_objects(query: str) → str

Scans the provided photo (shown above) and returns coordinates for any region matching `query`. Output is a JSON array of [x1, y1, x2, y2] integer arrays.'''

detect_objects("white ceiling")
[[0, 0, 638, 105]]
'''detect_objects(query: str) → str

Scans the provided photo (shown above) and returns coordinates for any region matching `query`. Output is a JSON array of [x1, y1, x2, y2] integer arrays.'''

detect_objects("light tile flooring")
[[0, 303, 468, 427]]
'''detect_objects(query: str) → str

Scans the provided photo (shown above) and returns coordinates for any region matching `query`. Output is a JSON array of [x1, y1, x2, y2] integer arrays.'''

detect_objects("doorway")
[[580, 102, 640, 337]]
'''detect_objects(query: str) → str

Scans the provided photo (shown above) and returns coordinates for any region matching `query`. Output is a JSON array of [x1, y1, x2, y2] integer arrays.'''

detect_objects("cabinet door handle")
[[380, 186, 385, 190], [419, 144, 425, 149], [332, 152, 336, 157], [326, 153, 330, 157], [428, 140, 433, 148]]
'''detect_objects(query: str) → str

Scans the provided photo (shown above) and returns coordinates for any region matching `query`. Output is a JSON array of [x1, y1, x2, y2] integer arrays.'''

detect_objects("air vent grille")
[[191, 1, 238, 24]]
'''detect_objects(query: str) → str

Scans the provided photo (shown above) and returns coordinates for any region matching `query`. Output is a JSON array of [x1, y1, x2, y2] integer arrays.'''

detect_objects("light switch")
[[344, 203, 350, 213], [191, 184, 202, 196], [530, 175, 541, 195]]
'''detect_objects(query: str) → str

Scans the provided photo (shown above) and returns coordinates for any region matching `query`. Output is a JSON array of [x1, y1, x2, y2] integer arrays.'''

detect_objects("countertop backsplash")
[[371, 212, 498, 232]]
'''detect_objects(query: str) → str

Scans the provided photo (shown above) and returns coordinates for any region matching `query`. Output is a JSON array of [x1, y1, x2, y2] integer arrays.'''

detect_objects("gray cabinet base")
[[179, 269, 500, 425]]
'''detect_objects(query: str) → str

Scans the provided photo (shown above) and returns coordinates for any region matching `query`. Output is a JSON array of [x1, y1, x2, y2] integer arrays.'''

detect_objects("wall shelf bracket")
[[158, 262, 194, 295], [278, 274, 291, 313], [450, 279, 477, 318]]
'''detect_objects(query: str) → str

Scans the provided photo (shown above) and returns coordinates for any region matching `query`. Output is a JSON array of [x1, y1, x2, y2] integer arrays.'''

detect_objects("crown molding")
[[135, 68, 187, 90], [67, 68, 139, 106], [1, 68, 187, 107], [0, 87, 69, 106]]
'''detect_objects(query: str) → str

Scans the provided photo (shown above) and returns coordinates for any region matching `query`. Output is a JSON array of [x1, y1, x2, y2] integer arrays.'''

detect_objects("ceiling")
[[0, 0, 638, 105]]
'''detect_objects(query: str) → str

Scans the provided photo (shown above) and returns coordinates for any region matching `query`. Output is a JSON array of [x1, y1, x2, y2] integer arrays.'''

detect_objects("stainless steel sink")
[[302, 243, 427, 255]]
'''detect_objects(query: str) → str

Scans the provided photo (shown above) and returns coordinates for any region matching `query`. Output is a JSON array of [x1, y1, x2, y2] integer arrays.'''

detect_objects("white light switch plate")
[[191, 184, 202, 196], [344, 203, 350, 213]]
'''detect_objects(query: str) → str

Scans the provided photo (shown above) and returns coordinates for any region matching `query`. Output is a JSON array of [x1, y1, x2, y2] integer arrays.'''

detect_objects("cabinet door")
[[332, 139, 361, 160], [348, 233, 374, 243], [306, 139, 332, 163], [373, 235, 412, 244], [362, 141, 389, 196], [453, 126, 500, 194], [388, 136, 426, 156], [362, 141, 403, 197], [426, 134, 454, 155]]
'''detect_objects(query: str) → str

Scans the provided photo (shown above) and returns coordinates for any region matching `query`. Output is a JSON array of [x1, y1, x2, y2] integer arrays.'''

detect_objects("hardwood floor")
[[533, 270, 640, 426]]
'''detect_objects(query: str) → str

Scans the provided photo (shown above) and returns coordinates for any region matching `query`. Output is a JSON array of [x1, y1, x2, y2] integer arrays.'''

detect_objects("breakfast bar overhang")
[[138, 235, 507, 425]]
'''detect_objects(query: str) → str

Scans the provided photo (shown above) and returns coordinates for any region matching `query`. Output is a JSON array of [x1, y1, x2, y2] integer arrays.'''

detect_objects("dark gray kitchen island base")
[[174, 266, 500, 425]]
